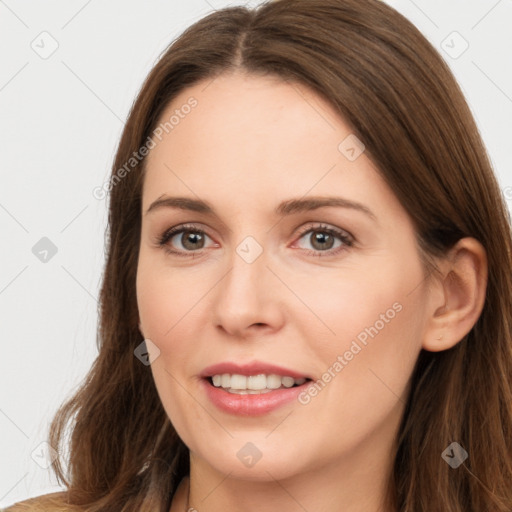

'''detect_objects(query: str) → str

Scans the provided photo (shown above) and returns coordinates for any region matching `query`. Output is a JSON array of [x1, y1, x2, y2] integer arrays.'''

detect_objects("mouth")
[[205, 374, 312, 394], [200, 371, 314, 416], [199, 361, 314, 415]]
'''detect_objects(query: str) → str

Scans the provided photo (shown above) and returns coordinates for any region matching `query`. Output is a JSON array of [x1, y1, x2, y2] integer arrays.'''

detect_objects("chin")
[[191, 436, 313, 482]]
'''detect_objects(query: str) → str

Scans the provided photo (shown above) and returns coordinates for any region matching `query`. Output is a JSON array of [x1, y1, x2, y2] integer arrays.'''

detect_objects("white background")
[[1, 0, 511, 507]]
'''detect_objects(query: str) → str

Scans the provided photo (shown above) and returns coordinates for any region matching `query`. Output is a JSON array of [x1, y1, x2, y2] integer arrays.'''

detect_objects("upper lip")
[[200, 361, 312, 380]]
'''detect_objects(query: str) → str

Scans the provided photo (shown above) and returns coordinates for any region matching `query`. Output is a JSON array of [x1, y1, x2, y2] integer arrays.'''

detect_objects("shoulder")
[[2, 491, 72, 512]]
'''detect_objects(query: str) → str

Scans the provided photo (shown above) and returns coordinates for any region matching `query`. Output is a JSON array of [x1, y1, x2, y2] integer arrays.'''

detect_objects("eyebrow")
[[145, 195, 377, 221]]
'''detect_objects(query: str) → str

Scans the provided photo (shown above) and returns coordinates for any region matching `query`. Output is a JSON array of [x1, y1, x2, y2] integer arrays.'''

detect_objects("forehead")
[[141, 71, 406, 225], [146, 71, 345, 163]]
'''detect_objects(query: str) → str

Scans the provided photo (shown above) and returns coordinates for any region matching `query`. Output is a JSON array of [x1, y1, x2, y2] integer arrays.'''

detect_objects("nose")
[[211, 240, 285, 339]]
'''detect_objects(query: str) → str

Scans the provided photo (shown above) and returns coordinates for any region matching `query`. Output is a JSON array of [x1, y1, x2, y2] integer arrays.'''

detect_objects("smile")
[[202, 375, 313, 415], [210, 373, 308, 393]]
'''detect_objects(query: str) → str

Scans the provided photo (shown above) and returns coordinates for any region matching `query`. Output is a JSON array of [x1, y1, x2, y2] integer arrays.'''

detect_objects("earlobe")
[[421, 237, 488, 352]]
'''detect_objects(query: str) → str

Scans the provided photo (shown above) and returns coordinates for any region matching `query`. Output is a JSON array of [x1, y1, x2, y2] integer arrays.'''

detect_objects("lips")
[[199, 361, 314, 415], [201, 378, 311, 415]]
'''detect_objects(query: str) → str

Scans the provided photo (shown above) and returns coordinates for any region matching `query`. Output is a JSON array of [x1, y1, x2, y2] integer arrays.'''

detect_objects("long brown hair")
[[15, 1, 512, 511]]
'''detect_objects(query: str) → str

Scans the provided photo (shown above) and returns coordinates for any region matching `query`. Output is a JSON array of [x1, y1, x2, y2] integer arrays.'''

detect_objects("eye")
[[293, 223, 354, 257], [155, 222, 354, 258], [156, 223, 217, 257]]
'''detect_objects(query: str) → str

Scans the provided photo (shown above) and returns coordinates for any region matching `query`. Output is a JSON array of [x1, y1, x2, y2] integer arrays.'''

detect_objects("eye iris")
[[181, 231, 204, 250], [311, 231, 334, 250]]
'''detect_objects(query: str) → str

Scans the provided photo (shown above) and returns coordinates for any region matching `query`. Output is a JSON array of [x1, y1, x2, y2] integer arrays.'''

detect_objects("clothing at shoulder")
[[2, 492, 70, 512]]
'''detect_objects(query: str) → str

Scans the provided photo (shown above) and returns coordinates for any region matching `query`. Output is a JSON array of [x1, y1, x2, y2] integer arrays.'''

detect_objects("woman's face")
[[136, 71, 431, 483]]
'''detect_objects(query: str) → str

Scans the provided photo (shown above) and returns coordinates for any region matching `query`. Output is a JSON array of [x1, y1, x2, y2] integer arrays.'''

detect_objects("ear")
[[138, 321, 145, 338], [422, 237, 488, 352]]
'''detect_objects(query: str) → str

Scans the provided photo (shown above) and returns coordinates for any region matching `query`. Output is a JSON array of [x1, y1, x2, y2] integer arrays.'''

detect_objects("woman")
[[5, 0, 512, 510]]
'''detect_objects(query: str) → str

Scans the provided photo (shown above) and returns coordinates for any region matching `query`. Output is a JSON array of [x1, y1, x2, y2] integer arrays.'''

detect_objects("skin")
[[136, 71, 487, 512]]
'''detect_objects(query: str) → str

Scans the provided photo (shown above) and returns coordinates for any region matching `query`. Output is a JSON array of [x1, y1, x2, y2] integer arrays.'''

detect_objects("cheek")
[[299, 256, 426, 422], [136, 252, 206, 340], [136, 258, 204, 440], [317, 297, 421, 453], [286, 260, 412, 357], [136, 255, 212, 408]]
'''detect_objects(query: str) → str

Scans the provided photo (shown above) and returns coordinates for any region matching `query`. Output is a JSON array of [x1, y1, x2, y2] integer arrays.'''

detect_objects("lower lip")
[[201, 378, 310, 416]]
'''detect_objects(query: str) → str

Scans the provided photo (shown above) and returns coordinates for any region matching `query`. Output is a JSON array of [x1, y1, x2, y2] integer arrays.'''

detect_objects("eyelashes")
[[157, 223, 214, 258], [156, 222, 354, 258]]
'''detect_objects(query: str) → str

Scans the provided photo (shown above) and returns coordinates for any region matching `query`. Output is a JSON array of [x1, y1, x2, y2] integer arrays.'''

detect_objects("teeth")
[[267, 374, 282, 389], [230, 374, 247, 389], [282, 376, 295, 388], [248, 374, 266, 390], [210, 373, 307, 391]]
